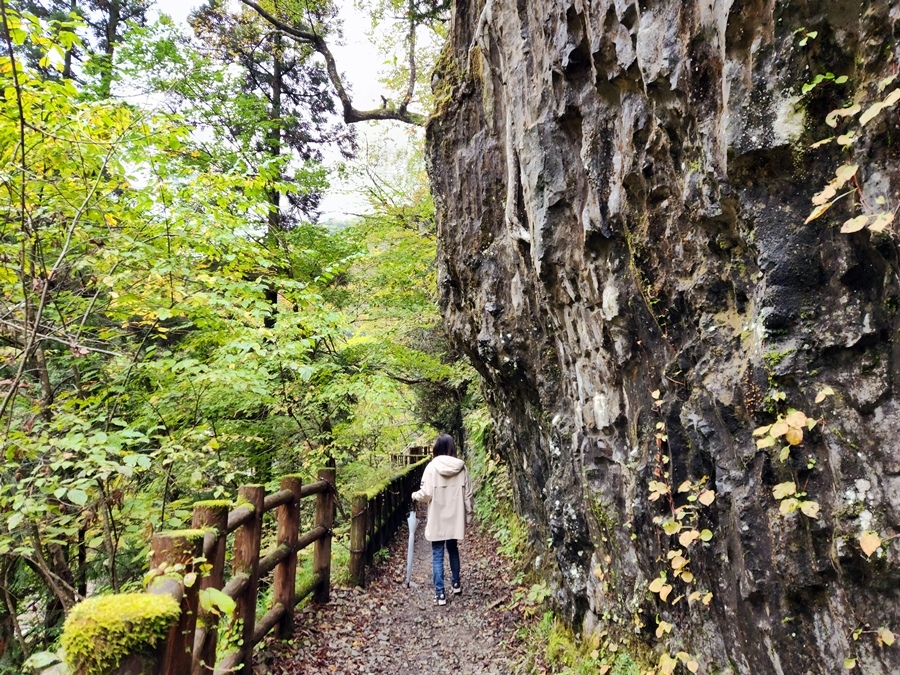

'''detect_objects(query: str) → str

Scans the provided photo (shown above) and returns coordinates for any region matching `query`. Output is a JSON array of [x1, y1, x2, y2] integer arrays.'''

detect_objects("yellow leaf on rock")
[[834, 164, 859, 186], [785, 426, 803, 446], [756, 436, 776, 449], [815, 386, 835, 403], [844, 658, 856, 670], [679, 530, 700, 547], [773, 482, 797, 499], [859, 530, 882, 557], [869, 212, 895, 233], [698, 490, 715, 506], [841, 215, 869, 233], [770, 421, 789, 438], [784, 411, 808, 428], [659, 584, 673, 602], [649, 577, 666, 594], [687, 661, 700, 673], [779, 498, 800, 515], [805, 202, 834, 223], [800, 501, 820, 519], [811, 184, 837, 206], [878, 627, 895, 646], [753, 424, 772, 437]]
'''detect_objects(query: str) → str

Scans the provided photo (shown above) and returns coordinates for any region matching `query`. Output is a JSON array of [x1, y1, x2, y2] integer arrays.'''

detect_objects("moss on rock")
[[61, 593, 180, 675]]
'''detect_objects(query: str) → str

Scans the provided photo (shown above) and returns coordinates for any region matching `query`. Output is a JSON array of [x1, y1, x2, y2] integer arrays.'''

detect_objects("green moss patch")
[[62, 593, 180, 675]]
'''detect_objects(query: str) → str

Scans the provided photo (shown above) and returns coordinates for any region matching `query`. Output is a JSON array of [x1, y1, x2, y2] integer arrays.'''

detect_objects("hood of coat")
[[432, 455, 466, 477]]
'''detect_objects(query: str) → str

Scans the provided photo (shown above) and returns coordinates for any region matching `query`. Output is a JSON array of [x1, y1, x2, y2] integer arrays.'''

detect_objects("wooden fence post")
[[313, 468, 335, 603], [233, 485, 264, 675], [191, 501, 228, 675], [150, 530, 204, 675], [348, 493, 368, 587], [274, 475, 302, 639]]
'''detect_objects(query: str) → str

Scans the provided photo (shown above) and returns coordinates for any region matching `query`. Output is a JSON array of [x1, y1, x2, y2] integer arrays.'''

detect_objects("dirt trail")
[[259, 503, 537, 674]]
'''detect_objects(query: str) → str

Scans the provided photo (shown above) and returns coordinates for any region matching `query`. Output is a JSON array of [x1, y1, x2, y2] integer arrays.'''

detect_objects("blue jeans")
[[431, 539, 460, 595]]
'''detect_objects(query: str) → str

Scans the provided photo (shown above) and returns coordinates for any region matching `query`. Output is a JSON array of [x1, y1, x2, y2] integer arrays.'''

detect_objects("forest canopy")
[[0, 0, 467, 669]]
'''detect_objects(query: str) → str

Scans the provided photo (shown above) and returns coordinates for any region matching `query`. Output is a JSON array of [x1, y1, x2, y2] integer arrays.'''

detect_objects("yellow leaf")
[[681, 571, 695, 583], [809, 136, 834, 148], [837, 132, 856, 146], [784, 411, 808, 428], [844, 658, 856, 670], [773, 482, 796, 499], [860, 100, 888, 127], [841, 215, 869, 233], [825, 103, 861, 127], [649, 577, 666, 594], [779, 446, 791, 462], [868, 212, 895, 233], [701, 592, 713, 606], [806, 201, 833, 224], [815, 386, 835, 403], [651, 389, 661, 399], [785, 426, 803, 446], [677, 480, 692, 493], [670, 555, 687, 570], [687, 661, 700, 673], [859, 530, 882, 557], [799, 501, 820, 519], [662, 519, 682, 535], [104, 213, 117, 227], [779, 498, 800, 515], [878, 627, 895, 646], [679, 530, 700, 547], [659, 584, 673, 602], [656, 620, 673, 638], [834, 163, 859, 186], [753, 424, 772, 437], [699, 529, 713, 542], [698, 490, 715, 506], [756, 436, 776, 449], [811, 184, 837, 206], [688, 591, 702, 603], [770, 421, 789, 438]]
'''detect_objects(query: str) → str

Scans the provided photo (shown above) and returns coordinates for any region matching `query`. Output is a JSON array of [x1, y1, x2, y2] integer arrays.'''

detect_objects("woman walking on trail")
[[412, 434, 474, 606]]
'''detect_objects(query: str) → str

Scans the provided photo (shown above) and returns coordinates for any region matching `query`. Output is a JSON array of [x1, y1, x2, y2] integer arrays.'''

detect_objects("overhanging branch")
[[238, 0, 426, 126]]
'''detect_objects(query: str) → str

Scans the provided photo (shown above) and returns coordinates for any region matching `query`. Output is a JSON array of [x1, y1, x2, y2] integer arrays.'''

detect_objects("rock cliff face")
[[426, 1, 900, 672]]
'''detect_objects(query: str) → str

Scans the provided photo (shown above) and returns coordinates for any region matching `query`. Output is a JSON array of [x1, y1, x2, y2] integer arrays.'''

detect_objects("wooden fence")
[[156, 469, 335, 675], [58, 459, 431, 675], [348, 458, 428, 586]]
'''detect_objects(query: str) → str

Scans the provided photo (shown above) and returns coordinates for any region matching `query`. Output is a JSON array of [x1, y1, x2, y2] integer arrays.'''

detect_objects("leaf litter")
[[258, 505, 541, 674]]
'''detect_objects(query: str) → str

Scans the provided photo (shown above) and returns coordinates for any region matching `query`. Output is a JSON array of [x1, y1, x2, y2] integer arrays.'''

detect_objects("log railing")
[[60, 469, 336, 675], [348, 458, 428, 586], [58, 460, 431, 675]]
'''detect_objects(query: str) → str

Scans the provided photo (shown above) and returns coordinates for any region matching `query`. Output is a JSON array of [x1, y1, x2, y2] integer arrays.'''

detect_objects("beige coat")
[[412, 456, 474, 542]]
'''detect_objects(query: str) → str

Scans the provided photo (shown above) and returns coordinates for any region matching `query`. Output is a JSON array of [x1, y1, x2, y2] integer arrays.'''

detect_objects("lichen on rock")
[[61, 593, 180, 675]]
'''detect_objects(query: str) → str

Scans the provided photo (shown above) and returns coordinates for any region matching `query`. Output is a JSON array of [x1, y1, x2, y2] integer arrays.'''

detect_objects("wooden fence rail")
[[348, 458, 428, 587], [58, 460, 428, 675]]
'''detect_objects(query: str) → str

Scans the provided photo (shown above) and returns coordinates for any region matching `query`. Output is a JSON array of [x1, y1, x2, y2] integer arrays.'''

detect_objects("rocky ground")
[[258, 505, 543, 674]]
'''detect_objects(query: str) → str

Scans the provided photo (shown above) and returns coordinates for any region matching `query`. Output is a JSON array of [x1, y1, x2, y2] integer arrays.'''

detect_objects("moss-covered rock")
[[61, 593, 180, 675]]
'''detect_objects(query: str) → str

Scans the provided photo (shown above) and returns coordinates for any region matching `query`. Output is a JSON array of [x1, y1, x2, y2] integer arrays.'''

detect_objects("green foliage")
[[60, 593, 180, 675]]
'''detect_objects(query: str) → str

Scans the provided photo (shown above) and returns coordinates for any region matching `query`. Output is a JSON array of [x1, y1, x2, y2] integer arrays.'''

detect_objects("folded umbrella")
[[405, 508, 417, 588]]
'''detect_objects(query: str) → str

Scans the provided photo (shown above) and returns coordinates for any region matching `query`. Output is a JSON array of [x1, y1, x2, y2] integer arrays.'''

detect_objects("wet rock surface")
[[261, 510, 536, 674], [427, 0, 900, 672]]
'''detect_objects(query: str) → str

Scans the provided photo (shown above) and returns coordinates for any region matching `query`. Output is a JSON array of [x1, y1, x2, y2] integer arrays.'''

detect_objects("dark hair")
[[433, 434, 457, 457]]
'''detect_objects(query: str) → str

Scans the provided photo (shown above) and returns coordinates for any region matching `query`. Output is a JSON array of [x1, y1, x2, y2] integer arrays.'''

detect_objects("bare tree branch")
[[238, 0, 426, 126]]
